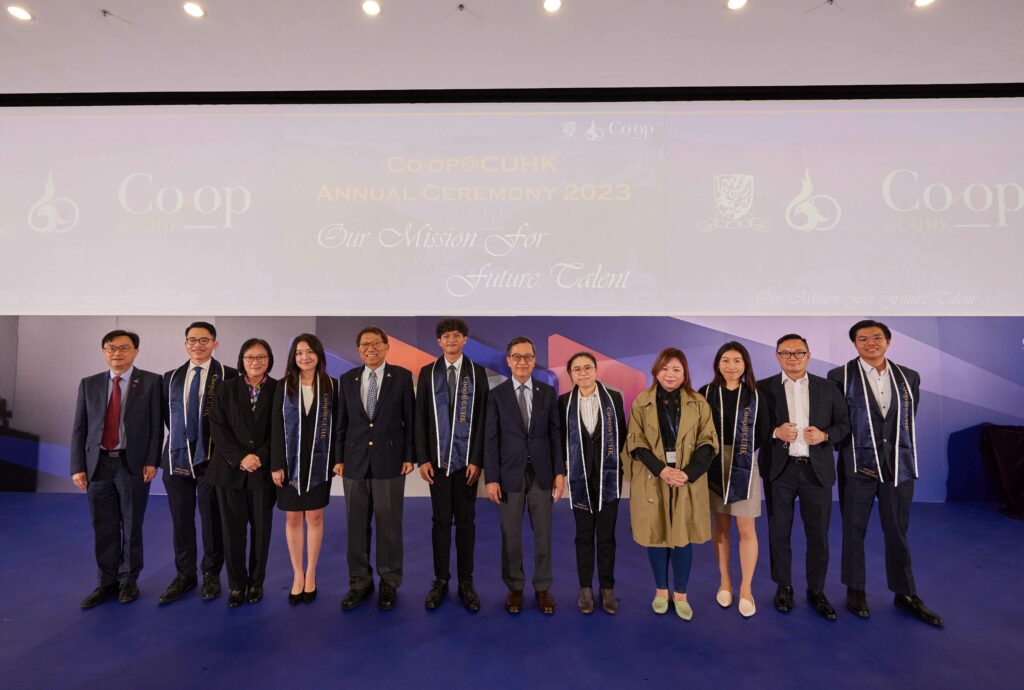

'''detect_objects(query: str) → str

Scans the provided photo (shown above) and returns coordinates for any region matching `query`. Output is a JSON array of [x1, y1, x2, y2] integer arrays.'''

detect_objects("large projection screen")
[[2, 99, 1021, 316]]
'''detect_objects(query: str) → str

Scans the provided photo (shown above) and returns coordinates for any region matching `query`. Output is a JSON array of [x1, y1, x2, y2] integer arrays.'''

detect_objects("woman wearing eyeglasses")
[[558, 352, 627, 615], [271, 334, 338, 605], [698, 342, 770, 617], [207, 339, 278, 607], [624, 347, 718, 620]]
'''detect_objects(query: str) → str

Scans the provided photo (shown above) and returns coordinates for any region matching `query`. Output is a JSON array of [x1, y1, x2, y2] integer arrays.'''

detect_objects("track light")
[[726, 0, 748, 10], [7, 5, 33, 20], [543, 0, 561, 13], [183, 3, 205, 18], [913, 0, 935, 7], [363, 1, 381, 16]]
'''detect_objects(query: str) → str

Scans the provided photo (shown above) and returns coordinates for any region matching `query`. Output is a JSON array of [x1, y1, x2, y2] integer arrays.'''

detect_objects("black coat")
[[415, 357, 490, 469], [484, 378, 563, 492], [206, 376, 277, 490], [335, 363, 416, 480]]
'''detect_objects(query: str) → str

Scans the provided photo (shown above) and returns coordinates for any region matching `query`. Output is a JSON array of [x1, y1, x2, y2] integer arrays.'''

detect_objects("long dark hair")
[[709, 341, 757, 393], [284, 333, 330, 398], [649, 347, 695, 396]]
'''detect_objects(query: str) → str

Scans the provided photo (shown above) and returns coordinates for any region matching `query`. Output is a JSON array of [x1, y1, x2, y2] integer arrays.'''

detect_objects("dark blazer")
[[557, 386, 627, 477], [70, 367, 163, 478], [484, 377, 563, 492], [755, 372, 850, 487], [335, 363, 416, 480], [206, 376, 278, 490], [415, 356, 489, 468], [827, 359, 920, 479], [160, 358, 238, 471]]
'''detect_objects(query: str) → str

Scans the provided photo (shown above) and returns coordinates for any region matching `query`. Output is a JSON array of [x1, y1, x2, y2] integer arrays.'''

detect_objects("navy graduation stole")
[[705, 384, 759, 504], [565, 382, 620, 513], [168, 360, 224, 478], [843, 360, 918, 485], [432, 357, 476, 475], [283, 375, 334, 495]]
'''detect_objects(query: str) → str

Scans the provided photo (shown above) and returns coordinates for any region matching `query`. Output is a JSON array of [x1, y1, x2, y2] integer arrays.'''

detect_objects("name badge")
[[665, 451, 677, 465]]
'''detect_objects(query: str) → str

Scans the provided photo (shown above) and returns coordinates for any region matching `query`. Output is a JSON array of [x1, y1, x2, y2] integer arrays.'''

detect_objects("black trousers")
[[764, 459, 832, 593], [839, 471, 916, 596], [428, 466, 477, 583], [87, 454, 151, 586], [343, 475, 406, 589], [163, 463, 223, 578], [215, 483, 275, 591], [572, 499, 618, 589]]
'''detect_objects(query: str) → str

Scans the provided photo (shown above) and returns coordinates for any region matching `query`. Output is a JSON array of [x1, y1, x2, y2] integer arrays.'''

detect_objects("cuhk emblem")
[[714, 174, 754, 221]]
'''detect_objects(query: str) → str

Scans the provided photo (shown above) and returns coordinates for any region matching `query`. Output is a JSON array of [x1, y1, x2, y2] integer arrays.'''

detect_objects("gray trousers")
[[498, 467, 553, 592], [343, 475, 406, 589]]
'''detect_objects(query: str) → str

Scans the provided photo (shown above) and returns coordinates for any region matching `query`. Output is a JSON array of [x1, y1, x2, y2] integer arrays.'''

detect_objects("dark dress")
[[271, 381, 334, 512]]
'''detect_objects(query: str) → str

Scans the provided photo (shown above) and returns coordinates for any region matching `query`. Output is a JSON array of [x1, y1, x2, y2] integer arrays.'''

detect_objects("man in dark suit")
[[159, 321, 237, 604], [416, 317, 489, 612], [71, 330, 162, 608], [757, 333, 849, 620], [828, 320, 943, 626], [334, 326, 416, 612], [485, 336, 565, 615]]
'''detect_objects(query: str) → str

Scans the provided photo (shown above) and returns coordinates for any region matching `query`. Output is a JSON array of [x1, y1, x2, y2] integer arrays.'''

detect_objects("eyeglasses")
[[359, 340, 385, 350], [855, 335, 886, 344], [777, 351, 808, 360], [103, 345, 134, 354], [508, 354, 536, 363], [242, 355, 269, 363], [186, 337, 213, 346], [570, 365, 595, 375]]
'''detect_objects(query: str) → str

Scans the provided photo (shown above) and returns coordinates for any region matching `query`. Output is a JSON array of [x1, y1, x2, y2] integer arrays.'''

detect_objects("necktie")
[[447, 364, 457, 414], [367, 370, 378, 420], [102, 375, 122, 450], [186, 366, 202, 445], [517, 384, 530, 430]]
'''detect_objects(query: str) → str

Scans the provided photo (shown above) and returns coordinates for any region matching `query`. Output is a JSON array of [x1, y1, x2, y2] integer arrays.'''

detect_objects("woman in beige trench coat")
[[623, 347, 718, 620]]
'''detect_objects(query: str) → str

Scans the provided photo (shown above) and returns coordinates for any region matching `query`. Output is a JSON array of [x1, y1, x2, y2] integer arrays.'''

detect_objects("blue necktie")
[[186, 366, 202, 445], [367, 370, 378, 420]]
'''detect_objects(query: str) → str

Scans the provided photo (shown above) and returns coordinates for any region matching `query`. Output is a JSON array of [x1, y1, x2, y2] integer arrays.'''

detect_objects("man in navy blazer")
[[485, 336, 565, 615], [333, 326, 416, 612], [71, 330, 162, 608]]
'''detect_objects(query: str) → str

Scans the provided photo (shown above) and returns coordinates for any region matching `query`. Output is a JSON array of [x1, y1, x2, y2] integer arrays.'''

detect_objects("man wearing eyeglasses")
[[485, 336, 565, 615], [827, 320, 943, 626], [757, 334, 849, 620], [334, 326, 415, 612], [158, 321, 237, 604], [72, 330, 163, 608]]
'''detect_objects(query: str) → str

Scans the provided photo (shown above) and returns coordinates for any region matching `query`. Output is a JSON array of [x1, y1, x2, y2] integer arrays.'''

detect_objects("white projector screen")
[[1, 99, 1021, 315]]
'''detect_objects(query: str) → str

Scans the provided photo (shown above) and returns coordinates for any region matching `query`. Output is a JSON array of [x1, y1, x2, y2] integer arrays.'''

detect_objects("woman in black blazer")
[[207, 338, 278, 607]]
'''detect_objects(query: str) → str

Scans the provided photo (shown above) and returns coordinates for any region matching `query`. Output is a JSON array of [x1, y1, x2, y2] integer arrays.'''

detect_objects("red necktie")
[[102, 375, 122, 450]]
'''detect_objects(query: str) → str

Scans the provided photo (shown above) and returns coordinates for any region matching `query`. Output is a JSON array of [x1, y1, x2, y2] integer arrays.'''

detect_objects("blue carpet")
[[0, 493, 1021, 690]]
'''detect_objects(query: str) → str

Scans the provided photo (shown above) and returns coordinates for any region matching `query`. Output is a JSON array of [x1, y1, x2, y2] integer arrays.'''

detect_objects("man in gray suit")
[[71, 330, 163, 608]]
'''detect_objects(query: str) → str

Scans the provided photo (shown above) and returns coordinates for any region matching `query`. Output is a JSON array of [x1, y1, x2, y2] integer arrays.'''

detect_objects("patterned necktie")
[[367, 370, 378, 420], [186, 366, 202, 445], [447, 364, 457, 415], [517, 384, 530, 430], [102, 375, 122, 450]]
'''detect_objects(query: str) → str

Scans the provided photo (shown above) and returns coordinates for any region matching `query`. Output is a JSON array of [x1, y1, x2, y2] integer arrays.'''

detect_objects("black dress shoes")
[[302, 589, 317, 604], [200, 574, 221, 601], [846, 588, 870, 618], [425, 579, 449, 610], [81, 584, 118, 609], [247, 585, 263, 604], [227, 589, 246, 608], [158, 574, 198, 605], [458, 580, 481, 613], [808, 591, 838, 620], [378, 582, 397, 611], [118, 581, 140, 604], [773, 585, 794, 613], [341, 584, 374, 611], [288, 590, 303, 606], [894, 594, 944, 627]]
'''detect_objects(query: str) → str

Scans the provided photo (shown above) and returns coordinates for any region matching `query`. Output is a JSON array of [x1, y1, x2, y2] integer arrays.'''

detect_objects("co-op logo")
[[882, 169, 1023, 228], [28, 173, 80, 234], [568, 120, 656, 141], [117, 173, 252, 229]]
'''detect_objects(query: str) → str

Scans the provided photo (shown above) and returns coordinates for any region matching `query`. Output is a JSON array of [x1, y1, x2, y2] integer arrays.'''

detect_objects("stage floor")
[[0, 493, 1021, 690]]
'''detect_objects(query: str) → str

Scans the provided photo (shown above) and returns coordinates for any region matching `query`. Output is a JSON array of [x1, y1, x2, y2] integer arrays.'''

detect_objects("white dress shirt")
[[858, 358, 891, 417], [183, 359, 211, 417], [360, 362, 387, 412], [782, 372, 810, 457], [579, 390, 600, 434]]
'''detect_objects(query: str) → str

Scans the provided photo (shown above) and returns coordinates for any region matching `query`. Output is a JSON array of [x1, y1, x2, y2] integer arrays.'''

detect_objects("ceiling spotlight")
[[543, 0, 561, 12], [7, 5, 34, 20], [183, 3, 205, 18], [912, 0, 935, 6], [726, 0, 748, 10], [363, 1, 381, 16]]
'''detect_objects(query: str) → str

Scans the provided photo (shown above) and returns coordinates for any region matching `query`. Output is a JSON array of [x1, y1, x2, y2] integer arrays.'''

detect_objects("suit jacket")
[[755, 372, 850, 487], [70, 367, 163, 479], [160, 358, 238, 471], [415, 356, 489, 469], [556, 386, 627, 477], [827, 359, 920, 480], [484, 377, 563, 492], [335, 363, 415, 480], [205, 376, 278, 490]]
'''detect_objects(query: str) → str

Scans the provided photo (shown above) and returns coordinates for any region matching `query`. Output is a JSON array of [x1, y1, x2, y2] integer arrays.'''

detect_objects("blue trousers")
[[647, 545, 693, 593]]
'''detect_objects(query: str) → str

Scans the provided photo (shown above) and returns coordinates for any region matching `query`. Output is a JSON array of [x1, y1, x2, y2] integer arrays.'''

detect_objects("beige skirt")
[[709, 445, 762, 519]]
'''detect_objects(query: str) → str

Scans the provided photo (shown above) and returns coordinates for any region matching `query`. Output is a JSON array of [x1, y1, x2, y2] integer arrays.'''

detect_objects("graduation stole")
[[282, 375, 334, 495], [706, 384, 759, 504], [843, 360, 918, 485], [432, 357, 476, 475], [168, 360, 224, 478], [565, 382, 620, 513]]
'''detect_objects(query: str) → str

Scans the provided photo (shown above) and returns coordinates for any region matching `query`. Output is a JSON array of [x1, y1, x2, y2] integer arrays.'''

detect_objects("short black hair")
[[776, 333, 809, 349], [237, 338, 274, 375], [101, 330, 139, 349], [566, 351, 597, 374], [185, 321, 217, 339], [355, 325, 388, 347], [435, 317, 469, 339], [849, 320, 892, 342], [506, 336, 536, 356]]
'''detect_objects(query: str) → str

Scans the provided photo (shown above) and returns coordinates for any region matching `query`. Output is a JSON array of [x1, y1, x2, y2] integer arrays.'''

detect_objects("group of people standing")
[[70, 317, 942, 627]]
